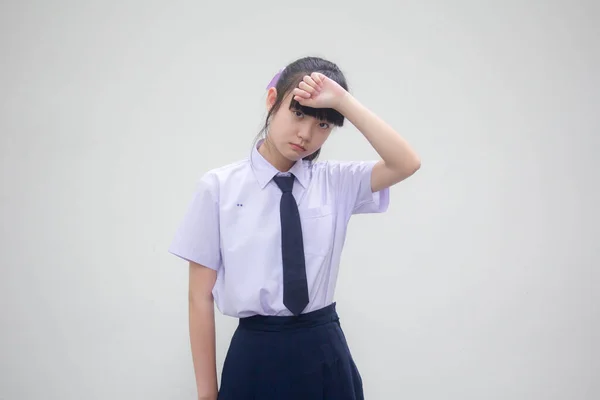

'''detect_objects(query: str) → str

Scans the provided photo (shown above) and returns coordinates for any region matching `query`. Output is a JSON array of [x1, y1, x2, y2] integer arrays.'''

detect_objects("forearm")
[[189, 296, 218, 399], [336, 93, 421, 171]]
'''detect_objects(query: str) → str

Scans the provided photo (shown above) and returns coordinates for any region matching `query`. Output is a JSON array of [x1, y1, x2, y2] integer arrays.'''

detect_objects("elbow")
[[413, 157, 421, 173], [399, 155, 421, 177], [189, 289, 214, 305], [392, 152, 421, 173], [409, 155, 421, 172], [395, 157, 421, 183]]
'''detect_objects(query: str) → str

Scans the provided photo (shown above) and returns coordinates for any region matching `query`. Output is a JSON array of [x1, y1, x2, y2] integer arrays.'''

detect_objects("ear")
[[266, 87, 277, 111]]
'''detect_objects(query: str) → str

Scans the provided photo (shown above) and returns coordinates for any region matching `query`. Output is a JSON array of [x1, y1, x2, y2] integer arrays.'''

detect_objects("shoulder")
[[309, 159, 390, 214], [200, 157, 250, 183], [308, 159, 378, 178], [195, 158, 250, 199]]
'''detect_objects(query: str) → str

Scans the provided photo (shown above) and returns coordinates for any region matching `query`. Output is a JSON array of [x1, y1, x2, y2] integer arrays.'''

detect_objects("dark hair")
[[255, 56, 349, 162]]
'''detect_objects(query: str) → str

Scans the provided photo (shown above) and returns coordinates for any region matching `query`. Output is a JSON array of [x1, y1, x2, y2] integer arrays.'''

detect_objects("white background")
[[1, 1, 598, 399]]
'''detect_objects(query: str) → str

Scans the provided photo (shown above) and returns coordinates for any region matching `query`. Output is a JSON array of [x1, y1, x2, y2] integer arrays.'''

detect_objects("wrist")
[[334, 92, 354, 116], [335, 91, 357, 117]]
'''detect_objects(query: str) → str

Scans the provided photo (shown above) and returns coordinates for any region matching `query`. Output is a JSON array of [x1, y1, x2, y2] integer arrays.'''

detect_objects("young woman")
[[169, 56, 421, 400]]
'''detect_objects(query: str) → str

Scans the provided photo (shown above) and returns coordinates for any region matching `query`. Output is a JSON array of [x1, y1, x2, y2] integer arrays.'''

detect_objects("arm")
[[293, 72, 421, 193], [336, 93, 421, 192], [188, 261, 218, 400]]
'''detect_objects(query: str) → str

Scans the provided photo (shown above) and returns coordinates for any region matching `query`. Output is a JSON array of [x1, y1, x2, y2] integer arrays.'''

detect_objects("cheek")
[[314, 130, 332, 145], [268, 119, 286, 139], [270, 113, 295, 135]]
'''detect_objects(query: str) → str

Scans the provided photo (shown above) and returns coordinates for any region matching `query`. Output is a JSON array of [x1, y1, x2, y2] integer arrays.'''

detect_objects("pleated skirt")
[[217, 302, 364, 399]]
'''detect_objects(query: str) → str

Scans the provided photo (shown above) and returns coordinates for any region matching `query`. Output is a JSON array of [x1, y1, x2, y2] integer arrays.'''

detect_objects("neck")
[[258, 138, 295, 172]]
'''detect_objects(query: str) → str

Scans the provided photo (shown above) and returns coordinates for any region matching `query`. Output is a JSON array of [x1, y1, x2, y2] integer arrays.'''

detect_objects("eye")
[[293, 110, 304, 118], [319, 122, 330, 129]]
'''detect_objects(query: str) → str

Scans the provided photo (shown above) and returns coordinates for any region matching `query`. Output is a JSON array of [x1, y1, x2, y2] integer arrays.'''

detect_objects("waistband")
[[238, 302, 339, 332]]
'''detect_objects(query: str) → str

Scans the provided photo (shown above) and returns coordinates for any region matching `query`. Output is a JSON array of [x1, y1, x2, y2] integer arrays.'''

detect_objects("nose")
[[297, 123, 312, 143]]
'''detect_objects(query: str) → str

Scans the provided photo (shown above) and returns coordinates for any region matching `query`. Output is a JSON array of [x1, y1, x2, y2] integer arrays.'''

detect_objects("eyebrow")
[[289, 102, 334, 124]]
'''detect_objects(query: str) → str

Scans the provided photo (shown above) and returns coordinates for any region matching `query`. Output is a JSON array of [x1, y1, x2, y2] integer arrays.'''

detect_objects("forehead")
[[281, 92, 337, 124]]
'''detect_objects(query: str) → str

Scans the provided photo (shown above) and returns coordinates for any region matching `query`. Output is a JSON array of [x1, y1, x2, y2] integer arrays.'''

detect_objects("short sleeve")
[[329, 160, 390, 216], [168, 172, 222, 270]]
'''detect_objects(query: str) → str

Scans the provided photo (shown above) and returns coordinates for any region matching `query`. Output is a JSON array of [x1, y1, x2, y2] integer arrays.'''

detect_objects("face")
[[265, 88, 334, 161]]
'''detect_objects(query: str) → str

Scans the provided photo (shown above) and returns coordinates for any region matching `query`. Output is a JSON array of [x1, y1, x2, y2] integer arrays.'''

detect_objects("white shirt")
[[169, 140, 390, 317]]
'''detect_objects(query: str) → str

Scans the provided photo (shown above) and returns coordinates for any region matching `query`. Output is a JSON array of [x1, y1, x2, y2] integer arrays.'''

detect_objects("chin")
[[280, 146, 305, 161], [284, 152, 304, 162]]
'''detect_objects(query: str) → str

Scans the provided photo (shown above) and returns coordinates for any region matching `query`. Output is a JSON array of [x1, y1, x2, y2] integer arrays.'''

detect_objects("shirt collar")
[[250, 139, 310, 189]]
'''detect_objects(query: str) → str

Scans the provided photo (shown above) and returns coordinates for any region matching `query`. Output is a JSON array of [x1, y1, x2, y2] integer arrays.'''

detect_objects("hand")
[[292, 72, 348, 111]]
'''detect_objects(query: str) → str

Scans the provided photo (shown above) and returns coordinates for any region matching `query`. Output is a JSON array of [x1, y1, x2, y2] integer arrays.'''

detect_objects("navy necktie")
[[273, 174, 309, 316]]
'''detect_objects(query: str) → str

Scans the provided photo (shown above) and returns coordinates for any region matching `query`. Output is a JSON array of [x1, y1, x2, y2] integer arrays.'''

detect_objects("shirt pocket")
[[300, 204, 335, 257]]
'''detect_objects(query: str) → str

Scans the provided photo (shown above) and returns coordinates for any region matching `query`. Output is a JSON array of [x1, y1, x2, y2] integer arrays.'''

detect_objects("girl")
[[169, 56, 420, 400]]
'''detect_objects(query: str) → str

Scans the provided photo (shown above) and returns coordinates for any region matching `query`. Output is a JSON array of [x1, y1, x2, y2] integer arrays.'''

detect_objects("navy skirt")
[[217, 303, 364, 399]]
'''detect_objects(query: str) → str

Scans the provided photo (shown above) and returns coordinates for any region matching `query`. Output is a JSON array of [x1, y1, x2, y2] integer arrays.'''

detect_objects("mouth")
[[290, 143, 306, 152]]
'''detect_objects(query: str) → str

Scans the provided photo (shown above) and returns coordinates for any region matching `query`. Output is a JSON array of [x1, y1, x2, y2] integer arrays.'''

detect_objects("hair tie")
[[266, 68, 284, 90]]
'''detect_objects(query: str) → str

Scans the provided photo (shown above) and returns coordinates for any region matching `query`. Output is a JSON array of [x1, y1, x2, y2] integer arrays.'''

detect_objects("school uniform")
[[169, 139, 390, 399]]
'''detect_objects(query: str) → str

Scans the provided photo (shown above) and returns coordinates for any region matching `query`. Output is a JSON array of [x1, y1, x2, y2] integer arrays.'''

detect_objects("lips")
[[290, 143, 306, 152]]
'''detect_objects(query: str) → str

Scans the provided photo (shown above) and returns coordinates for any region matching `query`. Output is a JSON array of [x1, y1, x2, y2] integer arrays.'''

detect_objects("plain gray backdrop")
[[1, 1, 598, 399]]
